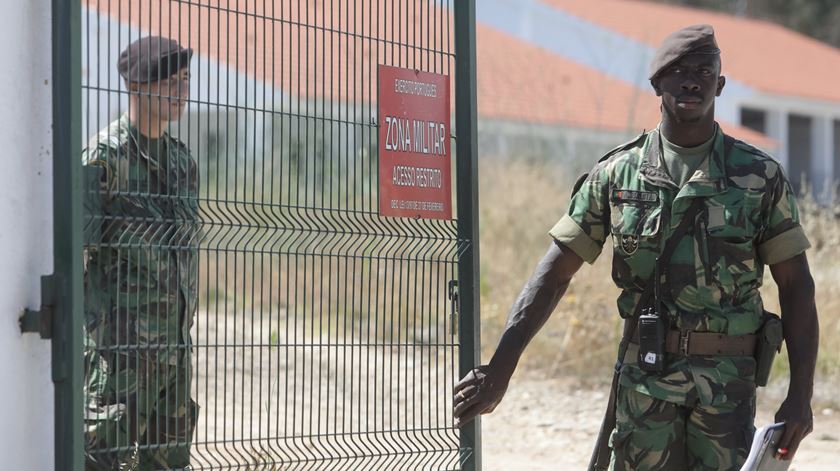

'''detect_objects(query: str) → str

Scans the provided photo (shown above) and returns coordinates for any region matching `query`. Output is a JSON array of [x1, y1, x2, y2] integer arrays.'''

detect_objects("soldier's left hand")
[[773, 395, 814, 460]]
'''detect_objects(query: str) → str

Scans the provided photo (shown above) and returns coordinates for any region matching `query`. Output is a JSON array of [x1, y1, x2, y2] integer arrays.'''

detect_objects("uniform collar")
[[119, 112, 168, 169], [639, 124, 728, 198]]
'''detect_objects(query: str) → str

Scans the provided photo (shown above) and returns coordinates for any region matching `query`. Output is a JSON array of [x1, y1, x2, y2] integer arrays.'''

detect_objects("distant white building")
[[480, 0, 840, 199]]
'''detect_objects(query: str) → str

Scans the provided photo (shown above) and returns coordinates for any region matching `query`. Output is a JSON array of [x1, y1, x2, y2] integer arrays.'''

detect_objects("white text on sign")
[[392, 165, 443, 189], [383, 116, 447, 156], [393, 78, 438, 97]]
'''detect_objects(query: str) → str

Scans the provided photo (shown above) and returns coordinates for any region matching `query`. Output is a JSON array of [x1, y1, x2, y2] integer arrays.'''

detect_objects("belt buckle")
[[679, 330, 691, 356]]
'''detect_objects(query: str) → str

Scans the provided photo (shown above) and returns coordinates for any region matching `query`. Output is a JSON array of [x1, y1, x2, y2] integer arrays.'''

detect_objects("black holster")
[[754, 310, 784, 387]]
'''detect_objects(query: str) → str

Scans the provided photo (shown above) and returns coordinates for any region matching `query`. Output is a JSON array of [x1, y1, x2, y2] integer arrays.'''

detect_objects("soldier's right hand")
[[452, 364, 509, 428]]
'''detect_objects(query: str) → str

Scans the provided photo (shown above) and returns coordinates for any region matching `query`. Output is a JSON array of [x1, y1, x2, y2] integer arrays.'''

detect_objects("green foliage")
[[652, 0, 840, 49]]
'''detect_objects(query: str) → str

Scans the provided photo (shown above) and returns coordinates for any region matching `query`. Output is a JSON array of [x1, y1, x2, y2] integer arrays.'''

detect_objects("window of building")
[[741, 107, 767, 134], [788, 114, 812, 196]]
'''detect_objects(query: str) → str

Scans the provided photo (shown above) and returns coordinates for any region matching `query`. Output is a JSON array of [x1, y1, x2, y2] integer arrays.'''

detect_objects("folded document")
[[740, 423, 791, 471]]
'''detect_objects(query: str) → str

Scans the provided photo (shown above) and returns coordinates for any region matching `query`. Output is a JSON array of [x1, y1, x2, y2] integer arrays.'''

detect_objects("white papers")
[[740, 422, 791, 471]]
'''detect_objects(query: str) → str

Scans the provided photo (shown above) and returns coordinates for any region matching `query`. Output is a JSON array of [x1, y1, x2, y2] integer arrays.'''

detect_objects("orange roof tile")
[[476, 24, 661, 131], [542, 0, 840, 103]]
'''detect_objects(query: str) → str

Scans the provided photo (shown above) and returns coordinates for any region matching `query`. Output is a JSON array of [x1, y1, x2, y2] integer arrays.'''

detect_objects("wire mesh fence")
[[80, 0, 472, 469]]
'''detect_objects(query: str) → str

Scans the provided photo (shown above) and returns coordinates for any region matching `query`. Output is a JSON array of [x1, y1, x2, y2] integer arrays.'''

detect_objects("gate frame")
[[454, 1, 482, 470], [49, 0, 480, 469], [52, 0, 84, 469]]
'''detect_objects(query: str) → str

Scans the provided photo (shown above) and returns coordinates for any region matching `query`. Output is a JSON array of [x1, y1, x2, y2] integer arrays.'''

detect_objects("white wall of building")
[[739, 93, 840, 200], [0, 0, 55, 469]]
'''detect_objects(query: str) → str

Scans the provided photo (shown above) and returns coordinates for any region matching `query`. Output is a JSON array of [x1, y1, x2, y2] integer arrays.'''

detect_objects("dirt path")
[[482, 375, 840, 470], [189, 308, 461, 469]]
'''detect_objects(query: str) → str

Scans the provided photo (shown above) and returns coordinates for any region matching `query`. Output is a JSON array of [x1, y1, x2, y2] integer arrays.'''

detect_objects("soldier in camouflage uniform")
[[453, 25, 819, 470], [83, 36, 199, 470]]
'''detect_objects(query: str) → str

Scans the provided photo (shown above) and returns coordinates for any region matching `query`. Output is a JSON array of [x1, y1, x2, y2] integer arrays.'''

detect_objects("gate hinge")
[[19, 274, 56, 339], [448, 280, 459, 336]]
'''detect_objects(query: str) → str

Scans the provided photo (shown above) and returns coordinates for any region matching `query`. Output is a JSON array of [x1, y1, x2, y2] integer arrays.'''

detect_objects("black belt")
[[632, 330, 757, 356]]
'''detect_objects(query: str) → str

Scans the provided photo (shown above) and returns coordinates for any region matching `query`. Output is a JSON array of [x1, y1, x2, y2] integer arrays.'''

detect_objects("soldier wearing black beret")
[[118, 36, 193, 130], [648, 24, 720, 83], [118, 35, 193, 84], [454, 24, 818, 471], [82, 35, 199, 470]]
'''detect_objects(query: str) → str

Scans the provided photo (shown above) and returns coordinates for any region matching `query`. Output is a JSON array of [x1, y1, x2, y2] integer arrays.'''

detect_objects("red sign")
[[378, 65, 451, 219]]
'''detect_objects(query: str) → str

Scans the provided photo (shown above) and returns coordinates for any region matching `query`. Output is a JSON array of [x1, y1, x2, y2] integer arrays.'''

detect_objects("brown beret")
[[648, 24, 720, 81], [118, 36, 193, 83]]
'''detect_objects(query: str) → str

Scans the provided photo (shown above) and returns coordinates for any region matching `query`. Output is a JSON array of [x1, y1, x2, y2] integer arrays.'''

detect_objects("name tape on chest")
[[611, 189, 659, 204]]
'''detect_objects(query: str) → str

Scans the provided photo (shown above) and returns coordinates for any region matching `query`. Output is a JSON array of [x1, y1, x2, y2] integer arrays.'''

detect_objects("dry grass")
[[477, 159, 618, 380], [477, 158, 840, 404], [762, 190, 840, 404]]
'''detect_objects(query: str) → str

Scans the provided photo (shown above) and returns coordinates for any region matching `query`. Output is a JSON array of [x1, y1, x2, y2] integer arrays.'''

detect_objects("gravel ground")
[[189, 308, 461, 469], [483, 374, 840, 471]]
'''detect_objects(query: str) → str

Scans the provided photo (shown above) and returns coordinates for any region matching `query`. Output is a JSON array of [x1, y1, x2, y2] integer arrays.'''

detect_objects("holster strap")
[[633, 330, 757, 356]]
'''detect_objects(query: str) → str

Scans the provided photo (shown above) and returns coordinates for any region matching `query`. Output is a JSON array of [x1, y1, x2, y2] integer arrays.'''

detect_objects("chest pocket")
[[701, 202, 760, 301], [705, 203, 756, 240], [610, 203, 662, 237], [609, 189, 662, 258]]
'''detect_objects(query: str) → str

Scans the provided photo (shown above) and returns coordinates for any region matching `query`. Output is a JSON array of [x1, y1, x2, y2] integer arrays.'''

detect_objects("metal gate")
[[44, 0, 480, 469]]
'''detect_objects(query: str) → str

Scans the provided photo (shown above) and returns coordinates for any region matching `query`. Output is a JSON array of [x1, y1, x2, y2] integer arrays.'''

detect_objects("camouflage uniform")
[[83, 113, 199, 470], [550, 125, 810, 470]]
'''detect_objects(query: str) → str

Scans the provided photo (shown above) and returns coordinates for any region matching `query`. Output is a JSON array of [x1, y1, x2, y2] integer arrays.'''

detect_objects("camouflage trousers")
[[84, 343, 198, 471], [609, 386, 754, 471]]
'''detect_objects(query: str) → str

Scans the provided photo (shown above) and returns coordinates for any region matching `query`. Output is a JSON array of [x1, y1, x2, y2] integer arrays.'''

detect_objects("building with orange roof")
[[80, 0, 836, 196], [482, 0, 840, 196]]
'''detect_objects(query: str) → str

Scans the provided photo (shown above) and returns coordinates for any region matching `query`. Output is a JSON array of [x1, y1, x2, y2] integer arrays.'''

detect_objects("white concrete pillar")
[[812, 116, 833, 201], [0, 0, 55, 468], [765, 108, 789, 170]]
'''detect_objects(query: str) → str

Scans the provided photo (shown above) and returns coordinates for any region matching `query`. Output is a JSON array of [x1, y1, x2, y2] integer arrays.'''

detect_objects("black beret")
[[648, 24, 720, 81], [118, 36, 193, 83]]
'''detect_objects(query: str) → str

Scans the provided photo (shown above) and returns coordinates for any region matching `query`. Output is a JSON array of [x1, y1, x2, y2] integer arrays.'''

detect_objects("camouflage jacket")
[[550, 125, 810, 406], [83, 113, 199, 366]]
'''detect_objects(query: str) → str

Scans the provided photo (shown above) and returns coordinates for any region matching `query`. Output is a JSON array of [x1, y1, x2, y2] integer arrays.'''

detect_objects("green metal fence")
[[66, 0, 480, 469]]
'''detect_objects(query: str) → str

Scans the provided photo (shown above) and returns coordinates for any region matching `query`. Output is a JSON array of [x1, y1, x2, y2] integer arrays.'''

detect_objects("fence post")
[[52, 0, 84, 468], [454, 1, 481, 470]]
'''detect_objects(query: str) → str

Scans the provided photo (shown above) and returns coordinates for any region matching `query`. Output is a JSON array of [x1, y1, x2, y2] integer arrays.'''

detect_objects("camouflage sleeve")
[[81, 144, 118, 265], [549, 162, 611, 264], [755, 165, 811, 265], [82, 143, 120, 194]]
